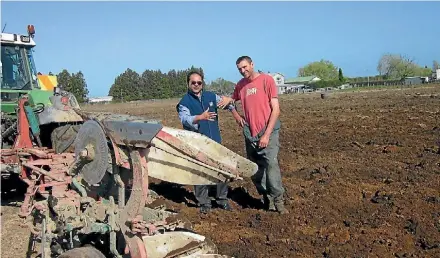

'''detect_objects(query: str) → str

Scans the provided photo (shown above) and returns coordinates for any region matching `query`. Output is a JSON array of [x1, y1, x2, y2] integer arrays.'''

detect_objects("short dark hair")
[[187, 70, 204, 84], [236, 56, 253, 64]]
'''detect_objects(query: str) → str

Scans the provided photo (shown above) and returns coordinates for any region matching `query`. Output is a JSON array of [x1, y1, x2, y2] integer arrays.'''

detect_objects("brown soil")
[[2, 85, 440, 258]]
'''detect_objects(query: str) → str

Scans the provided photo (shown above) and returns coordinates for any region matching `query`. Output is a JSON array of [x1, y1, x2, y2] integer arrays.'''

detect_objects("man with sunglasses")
[[176, 70, 235, 214]]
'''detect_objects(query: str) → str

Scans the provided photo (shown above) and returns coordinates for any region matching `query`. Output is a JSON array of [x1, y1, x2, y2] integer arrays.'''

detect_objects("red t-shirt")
[[232, 73, 278, 137]]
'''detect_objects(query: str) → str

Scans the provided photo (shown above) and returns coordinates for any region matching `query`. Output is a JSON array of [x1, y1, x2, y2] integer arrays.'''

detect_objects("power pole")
[[365, 69, 370, 87]]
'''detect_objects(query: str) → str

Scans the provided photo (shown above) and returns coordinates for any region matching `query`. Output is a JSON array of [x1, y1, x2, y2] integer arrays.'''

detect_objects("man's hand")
[[235, 115, 246, 127], [195, 108, 217, 123], [232, 109, 246, 127], [258, 133, 270, 148], [217, 96, 233, 109]]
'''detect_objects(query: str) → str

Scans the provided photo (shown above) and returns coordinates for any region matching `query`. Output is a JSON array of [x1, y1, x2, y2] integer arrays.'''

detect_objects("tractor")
[[1, 25, 83, 193], [1, 25, 258, 257], [1, 25, 83, 153]]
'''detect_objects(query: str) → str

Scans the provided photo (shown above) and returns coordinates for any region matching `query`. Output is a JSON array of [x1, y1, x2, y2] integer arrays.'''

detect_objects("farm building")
[[266, 72, 298, 94], [88, 96, 113, 104], [403, 76, 423, 85], [264, 73, 321, 94], [337, 84, 352, 90], [284, 76, 321, 86], [433, 69, 440, 80], [268, 72, 285, 85], [265, 73, 321, 94], [278, 84, 311, 94]]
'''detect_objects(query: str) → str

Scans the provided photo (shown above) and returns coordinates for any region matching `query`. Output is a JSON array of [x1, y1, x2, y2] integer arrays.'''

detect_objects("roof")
[[267, 72, 285, 77], [285, 76, 318, 84], [1, 32, 36, 47]]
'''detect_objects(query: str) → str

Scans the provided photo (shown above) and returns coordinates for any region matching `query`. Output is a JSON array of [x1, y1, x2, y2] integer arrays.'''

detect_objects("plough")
[[0, 96, 258, 258]]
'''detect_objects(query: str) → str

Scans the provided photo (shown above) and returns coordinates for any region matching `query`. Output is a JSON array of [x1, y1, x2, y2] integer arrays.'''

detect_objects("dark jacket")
[[176, 90, 222, 143]]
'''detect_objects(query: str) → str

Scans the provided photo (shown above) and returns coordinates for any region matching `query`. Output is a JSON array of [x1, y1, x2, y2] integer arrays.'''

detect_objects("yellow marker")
[[37, 74, 58, 91]]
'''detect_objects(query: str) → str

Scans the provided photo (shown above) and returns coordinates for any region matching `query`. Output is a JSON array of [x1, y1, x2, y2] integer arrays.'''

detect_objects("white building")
[[433, 69, 440, 80], [266, 72, 301, 94], [88, 96, 113, 104], [268, 72, 285, 85]]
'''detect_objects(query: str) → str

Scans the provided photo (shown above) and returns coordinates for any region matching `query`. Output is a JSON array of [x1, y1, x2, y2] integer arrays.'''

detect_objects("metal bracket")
[[101, 120, 163, 148]]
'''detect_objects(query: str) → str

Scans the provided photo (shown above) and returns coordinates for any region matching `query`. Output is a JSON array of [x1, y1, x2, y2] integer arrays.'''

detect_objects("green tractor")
[[1, 25, 83, 153]]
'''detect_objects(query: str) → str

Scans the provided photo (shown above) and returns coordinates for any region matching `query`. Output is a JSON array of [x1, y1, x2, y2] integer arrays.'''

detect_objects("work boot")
[[199, 205, 211, 214], [274, 197, 289, 214], [217, 202, 233, 211], [261, 195, 276, 211]]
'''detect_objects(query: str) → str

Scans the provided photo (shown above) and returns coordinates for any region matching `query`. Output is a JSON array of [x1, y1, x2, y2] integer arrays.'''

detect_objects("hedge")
[[308, 79, 344, 89]]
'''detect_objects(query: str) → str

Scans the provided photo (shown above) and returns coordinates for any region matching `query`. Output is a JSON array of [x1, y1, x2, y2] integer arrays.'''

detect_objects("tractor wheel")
[[50, 124, 81, 154], [57, 246, 106, 258]]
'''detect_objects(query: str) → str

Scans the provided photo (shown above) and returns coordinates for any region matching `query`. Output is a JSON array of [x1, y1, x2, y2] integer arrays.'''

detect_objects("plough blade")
[[142, 231, 231, 258], [97, 116, 259, 185], [147, 126, 258, 185]]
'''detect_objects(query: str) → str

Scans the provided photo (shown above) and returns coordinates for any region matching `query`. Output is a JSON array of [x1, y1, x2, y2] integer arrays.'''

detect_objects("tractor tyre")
[[50, 124, 81, 154], [57, 246, 106, 258]]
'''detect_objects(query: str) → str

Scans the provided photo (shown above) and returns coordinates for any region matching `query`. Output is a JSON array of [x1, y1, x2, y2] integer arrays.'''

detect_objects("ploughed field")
[[2, 85, 440, 258]]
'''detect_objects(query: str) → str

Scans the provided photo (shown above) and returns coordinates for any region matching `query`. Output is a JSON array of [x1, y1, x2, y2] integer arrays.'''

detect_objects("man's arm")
[[263, 76, 280, 137], [215, 94, 235, 111], [177, 104, 199, 130], [262, 98, 280, 137], [258, 76, 280, 148], [178, 104, 217, 129], [228, 85, 248, 127]]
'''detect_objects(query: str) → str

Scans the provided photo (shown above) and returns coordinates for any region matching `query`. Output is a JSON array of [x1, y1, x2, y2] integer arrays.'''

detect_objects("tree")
[[108, 66, 206, 101], [108, 68, 141, 102], [55, 69, 89, 103], [298, 59, 339, 80], [377, 53, 431, 80], [69, 71, 89, 103], [56, 69, 71, 91], [206, 78, 235, 95], [338, 68, 344, 82]]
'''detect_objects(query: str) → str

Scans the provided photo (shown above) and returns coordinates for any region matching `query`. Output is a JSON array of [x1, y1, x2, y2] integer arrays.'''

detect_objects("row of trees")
[[298, 54, 439, 88], [107, 66, 235, 102], [49, 53, 438, 102], [47, 67, 235, 103]]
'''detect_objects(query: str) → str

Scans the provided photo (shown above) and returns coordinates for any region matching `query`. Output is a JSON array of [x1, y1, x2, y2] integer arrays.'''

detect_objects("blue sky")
[[2, 1, 439, 97]]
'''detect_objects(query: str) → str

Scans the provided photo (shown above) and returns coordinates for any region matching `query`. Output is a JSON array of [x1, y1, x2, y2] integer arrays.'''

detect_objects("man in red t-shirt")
[[219, 56, 288, 214]]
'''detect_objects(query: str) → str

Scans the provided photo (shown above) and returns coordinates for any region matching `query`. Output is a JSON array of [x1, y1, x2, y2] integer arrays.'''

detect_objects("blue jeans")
[[244, 128, 285, 201]]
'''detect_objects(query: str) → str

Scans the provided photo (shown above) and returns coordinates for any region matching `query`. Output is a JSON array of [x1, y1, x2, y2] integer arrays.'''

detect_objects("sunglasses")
[[191, 81, 203, 86]]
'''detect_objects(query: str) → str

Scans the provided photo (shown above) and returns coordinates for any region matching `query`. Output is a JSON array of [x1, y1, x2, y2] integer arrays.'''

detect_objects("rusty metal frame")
[[116, 148, 149, 258], [8, 150, 76, 217], [13, 97, 34, 149]]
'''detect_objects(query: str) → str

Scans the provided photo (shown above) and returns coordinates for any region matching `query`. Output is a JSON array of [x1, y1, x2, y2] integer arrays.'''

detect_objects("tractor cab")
[[1, 26, 39, 91], [0, 25, 54, 115], [1, 25, 83, 149]]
